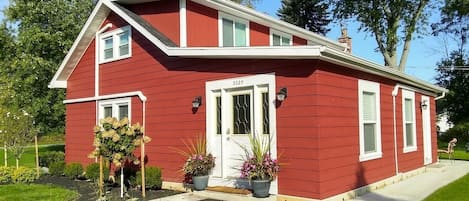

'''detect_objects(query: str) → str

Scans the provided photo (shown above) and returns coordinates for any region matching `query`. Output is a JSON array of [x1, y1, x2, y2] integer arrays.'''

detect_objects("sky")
[[0, 0, 449, 83]]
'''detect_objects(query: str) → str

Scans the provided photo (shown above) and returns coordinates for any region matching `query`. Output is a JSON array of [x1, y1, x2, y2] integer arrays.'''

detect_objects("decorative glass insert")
[[119, 105, 128, 120], [104, 106, 112, 118], [216, 96, 222, 135], [262, 92, 269, 134], [119, 31, 130, 56], [233, 94, 251, 134], [104, 37, 113, 59]]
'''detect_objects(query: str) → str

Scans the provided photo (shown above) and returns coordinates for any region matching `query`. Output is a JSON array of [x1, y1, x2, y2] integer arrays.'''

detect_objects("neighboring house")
[[49, 0, 447, 200]]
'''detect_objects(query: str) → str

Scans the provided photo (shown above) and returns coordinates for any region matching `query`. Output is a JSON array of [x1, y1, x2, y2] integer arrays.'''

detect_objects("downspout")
[[95, 23, 113, 125], [140, 97, 147, 196], [435, 92, 446, 100], [392, 85, 400, 175]]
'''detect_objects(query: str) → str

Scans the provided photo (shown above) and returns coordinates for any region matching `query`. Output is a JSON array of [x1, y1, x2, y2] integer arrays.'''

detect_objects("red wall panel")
[[293, 35, 307, 46], [65, 102, 96, 165], [67, 40, 95, 99], [187, 1, 218, 47], [250, 22, 269, 46]]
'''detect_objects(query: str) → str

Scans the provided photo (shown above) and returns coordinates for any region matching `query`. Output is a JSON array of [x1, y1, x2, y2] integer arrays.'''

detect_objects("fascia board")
[[167, 46, 324, 58]]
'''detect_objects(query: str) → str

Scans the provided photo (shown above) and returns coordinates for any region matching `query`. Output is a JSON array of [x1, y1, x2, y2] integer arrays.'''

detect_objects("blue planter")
[[252, 179, 271, 198], [192, 175, 209, 191]]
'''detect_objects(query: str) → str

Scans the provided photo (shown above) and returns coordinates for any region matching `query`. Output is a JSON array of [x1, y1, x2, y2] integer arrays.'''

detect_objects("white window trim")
[[358, 80, 382, 162], [218, 12, 250, 47], [99, 26, 132, 64], [269, 29, 292, 46], [98, 97, 132, 121], [402, 89, 417, 153]]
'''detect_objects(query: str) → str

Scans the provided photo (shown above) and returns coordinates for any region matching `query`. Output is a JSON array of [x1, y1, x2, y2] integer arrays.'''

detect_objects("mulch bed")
[[34, 175, 183, 201]]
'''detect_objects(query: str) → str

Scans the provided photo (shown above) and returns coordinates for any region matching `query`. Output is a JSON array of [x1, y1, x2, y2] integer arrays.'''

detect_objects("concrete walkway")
[[352, 160, 469, 201], [153, 160, 469, 201]]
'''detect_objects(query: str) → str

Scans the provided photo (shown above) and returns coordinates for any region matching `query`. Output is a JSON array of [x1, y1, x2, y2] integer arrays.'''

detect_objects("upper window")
[[99, 98, 131, 121], [99, 26, 131, 63], [358, 80, 382, 161], [270, 29, 292, 46], [402, 90, 417, 153], [219, 13, 249, 47]]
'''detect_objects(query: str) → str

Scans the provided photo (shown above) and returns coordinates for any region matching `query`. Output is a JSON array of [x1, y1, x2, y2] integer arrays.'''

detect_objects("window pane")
[[262, 92, 269, 134], [216, 96, 222, 135], [223, 19, 234, 47], [364, 123, 376, 153], [104, 37, 113, 49], [405, 98, 413, 121], [119, 32, 129, 56], [406, 123, 413, 146], [233, 94, 251, 134], [104, 37, 113, 59], [272, 34, 281, 46], [363, 92, 376, 121], [281, 37, 290, 46], [119, 44, 129, 56], [104, 106, 112, 118], [119, 105, 128, 120], [234, 22, 246, 46]]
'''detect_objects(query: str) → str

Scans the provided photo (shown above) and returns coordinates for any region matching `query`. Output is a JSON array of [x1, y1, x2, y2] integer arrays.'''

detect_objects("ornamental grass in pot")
[[239, 135, 280, 198]]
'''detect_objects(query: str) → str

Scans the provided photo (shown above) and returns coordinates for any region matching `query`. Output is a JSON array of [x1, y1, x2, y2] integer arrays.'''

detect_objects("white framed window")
[[402, 89, 417, 153], [270, 29, 292, 46], [99, 98, 131, 121], [218, 13, 249, 47], [99, 26, 132, 63], [358, 80, 382, 161]]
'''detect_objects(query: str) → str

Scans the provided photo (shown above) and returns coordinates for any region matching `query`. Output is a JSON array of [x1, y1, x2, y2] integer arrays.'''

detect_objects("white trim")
[[402, 89, 417, 153], [64, 91, 147, 104], [98, 97, 132, 121], [179, 0, 187, 47], [269, 29, 292, 46], [358, 80, 382, 161], [98, 25, 132, 64], [422, 95, 432, 165], [218, 12, 250, 47]]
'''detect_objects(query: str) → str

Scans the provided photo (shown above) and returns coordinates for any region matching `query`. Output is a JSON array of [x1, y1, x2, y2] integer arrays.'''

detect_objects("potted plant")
[[175, 134, 215, 191], [239, 136, 280, 198]]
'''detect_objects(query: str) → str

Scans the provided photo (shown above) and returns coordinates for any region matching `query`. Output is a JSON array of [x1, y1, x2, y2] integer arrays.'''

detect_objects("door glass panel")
[[222, 18, 234, 47], [233, 94, 251, 134], [262, 92, 269, 134], [104, 106, 112, 118], [216, 96, 222, 135], [119, 105, 128, 120]]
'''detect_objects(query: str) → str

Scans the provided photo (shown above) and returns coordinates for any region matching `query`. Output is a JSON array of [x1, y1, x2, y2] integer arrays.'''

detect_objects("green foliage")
[[0, 0, 95, 135], [440, 122, 469, 143], [49, 161, 65, 176], [136, 166, 163, 189], [436, 52, 469, 124], [238, 135, 280, 181], [431, 0, 468, 52], [64, 162, 83, 179], [12, 167, 37, 183], [0, 184, 79, 201], [331, 0, 433, 70], [423, 173, 469, 201], [39, 151, 65, 167], [277, 0, 331, 35], [85, 163, 110, 182], [0, 167, 15, 184]]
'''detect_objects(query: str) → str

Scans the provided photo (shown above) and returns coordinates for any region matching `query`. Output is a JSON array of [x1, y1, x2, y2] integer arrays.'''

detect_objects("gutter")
[[435, 92, 446, 100]]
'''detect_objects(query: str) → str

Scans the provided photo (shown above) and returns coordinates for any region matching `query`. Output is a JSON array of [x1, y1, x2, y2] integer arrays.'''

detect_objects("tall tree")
[[1, 0, 94, 135], [230, 0, 260, 8], [277, 0, 331, 35], [332, 0, 432, 71], [435, 51, 469, 124], [432, 0, 468, 55]]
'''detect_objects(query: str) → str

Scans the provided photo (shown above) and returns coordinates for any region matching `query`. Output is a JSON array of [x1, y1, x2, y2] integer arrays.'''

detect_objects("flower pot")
[[251, 179, 271, 198], [192, 175, 209, 191]]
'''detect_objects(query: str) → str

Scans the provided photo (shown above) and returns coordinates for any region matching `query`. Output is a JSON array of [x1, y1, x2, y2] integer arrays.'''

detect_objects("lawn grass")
[[0, 184, 79, 201], [423, 173, 469, 201], [0, 144, 64, 168], [437, 140, 469, 161]]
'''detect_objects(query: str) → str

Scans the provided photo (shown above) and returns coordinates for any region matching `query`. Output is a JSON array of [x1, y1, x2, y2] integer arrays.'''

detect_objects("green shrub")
[[0, 167, 15, 184], [49, 161, 65, 176], [64, 163, 83, 179], [39, 151, 65, 167], [12, 167, 37, 183], [136, 166, 162, 189], [440, 122, 469, 146], [85, 163, 109, 182]]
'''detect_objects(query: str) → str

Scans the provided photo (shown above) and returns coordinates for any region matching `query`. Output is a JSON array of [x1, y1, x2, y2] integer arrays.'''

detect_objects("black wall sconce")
[[192, 96, 202, 108], [421, 100, 428, 110], [276, 87, 288, 102]]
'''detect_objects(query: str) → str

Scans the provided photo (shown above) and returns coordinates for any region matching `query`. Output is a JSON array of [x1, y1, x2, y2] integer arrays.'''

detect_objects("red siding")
[[127, 0, 180, 46], [293, 36, 307, 46], [187, 1, 218, 47], [250, 22, 269, 46], [67, 40, 95, 99], [65, 102, 96, 165]]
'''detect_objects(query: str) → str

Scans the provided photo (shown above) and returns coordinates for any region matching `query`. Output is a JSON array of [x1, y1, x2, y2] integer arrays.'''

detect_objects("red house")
[[49, 0, 447, 200]]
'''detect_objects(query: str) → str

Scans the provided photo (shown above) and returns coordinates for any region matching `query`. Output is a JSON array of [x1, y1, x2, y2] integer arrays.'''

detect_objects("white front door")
[[206, 74, 277, 194], [422, 96, 432, 165]]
